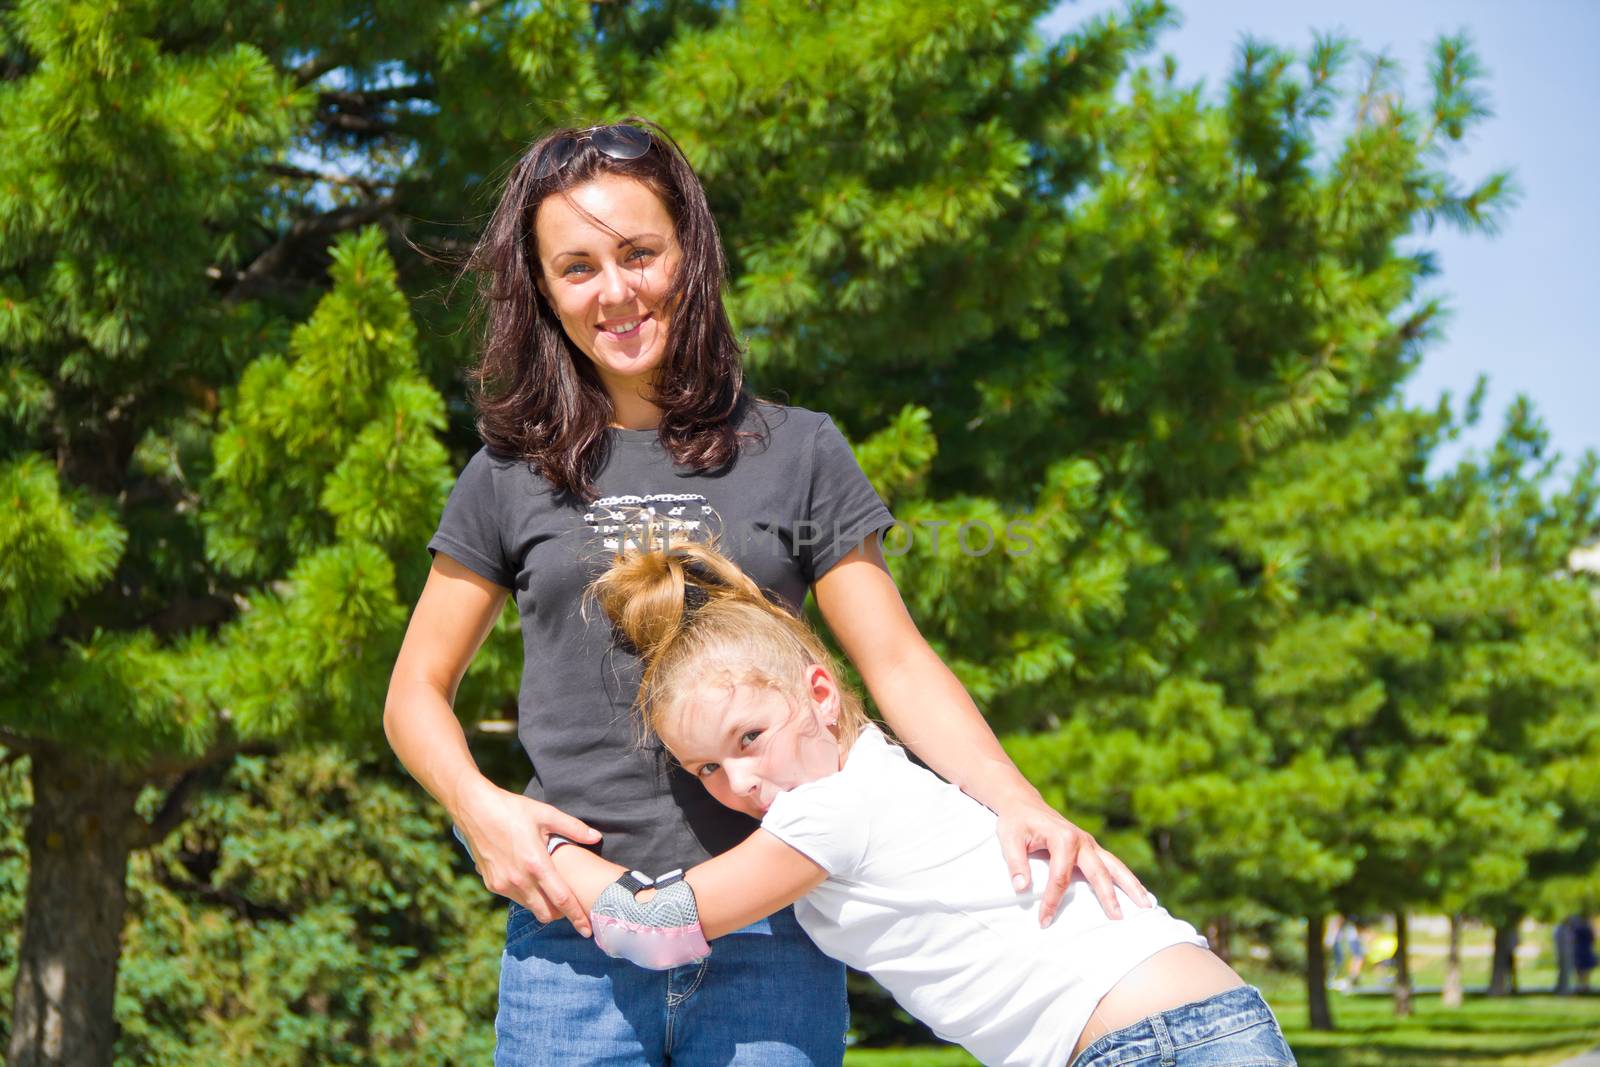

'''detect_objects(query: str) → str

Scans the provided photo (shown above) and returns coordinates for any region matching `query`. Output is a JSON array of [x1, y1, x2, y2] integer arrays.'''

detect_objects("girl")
[[539, 531, 1299, 1067]]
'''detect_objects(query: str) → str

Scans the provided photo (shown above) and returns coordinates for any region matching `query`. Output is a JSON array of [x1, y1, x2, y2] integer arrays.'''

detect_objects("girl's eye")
[[740, 729, 762, 748], [696, 763, 720, 778]]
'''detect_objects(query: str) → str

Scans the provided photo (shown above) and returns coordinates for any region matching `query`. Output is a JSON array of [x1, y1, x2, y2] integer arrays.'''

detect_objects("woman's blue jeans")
[[1070, 985, 1297, 1067], [493, 898, 848, 1066], [451, 825, 851, 1062]]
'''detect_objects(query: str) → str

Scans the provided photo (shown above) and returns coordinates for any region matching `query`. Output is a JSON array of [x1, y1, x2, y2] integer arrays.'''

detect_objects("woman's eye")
[[696, 763, 720, 778], [562, 250, 652, 277], [740, 729, 762, 748]]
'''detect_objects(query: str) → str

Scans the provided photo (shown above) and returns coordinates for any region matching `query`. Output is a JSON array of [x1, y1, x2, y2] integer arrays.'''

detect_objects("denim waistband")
[[1072, 985, 1282, 1066]]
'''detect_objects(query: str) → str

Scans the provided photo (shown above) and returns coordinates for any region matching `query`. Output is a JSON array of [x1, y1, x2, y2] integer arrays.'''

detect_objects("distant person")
[[1328, 915, 1348, 974], [1574, 915, 1597, 993], [1348, 920, 1371, 986], [1328, 915, 1367, 991], [1555, 916, 1577, 994]]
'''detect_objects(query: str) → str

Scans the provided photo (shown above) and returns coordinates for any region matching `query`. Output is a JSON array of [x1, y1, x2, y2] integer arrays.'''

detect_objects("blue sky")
[[1041, 0, 1599, 478]]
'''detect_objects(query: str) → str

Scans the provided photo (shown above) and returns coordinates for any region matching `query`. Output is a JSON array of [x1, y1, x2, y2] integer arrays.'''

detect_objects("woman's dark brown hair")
[[462, 116, 764, 501]]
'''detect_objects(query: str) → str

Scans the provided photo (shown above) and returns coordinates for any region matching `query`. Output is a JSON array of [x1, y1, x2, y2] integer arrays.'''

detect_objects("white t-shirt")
[[761, 726, 1208, 1067]]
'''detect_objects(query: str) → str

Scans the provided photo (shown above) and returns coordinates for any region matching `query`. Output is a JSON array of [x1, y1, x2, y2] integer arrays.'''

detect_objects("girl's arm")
[[551, 829, 827, 940], [811, 534, 1153, 927]]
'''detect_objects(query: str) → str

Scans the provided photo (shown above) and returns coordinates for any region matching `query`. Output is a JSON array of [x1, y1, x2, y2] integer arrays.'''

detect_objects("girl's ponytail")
[[587, 517, 781, 657], [583, 514, 871, 748]]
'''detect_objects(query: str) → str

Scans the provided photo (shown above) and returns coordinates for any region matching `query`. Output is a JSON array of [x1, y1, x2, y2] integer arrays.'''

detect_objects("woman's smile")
[[599, 313, 650, 338]]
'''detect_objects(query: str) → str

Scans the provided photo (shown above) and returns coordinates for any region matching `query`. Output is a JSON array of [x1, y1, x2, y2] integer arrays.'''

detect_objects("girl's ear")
[[804, 663, 840, 728]]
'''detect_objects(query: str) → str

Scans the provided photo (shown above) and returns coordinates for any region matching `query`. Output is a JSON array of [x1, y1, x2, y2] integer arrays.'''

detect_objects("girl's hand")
[[995, 799, 1153, 927], [454, 779, 603, 936]]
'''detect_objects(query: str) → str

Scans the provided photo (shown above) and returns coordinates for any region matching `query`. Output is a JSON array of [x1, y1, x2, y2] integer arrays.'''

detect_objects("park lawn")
[[845, 1051, 979, 1067], [1275, 990, 1600, 1067], [843, 988, 1600, 1067]]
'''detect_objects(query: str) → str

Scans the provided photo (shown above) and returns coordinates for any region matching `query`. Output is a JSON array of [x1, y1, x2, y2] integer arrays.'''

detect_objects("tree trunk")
[[6, 748, 140, 1067], [1305, 912, 1335, 1031], [1442, 913, 1464, 1008], [1392, 911, 1412, 1017], [1488, 915, 1521, 996]]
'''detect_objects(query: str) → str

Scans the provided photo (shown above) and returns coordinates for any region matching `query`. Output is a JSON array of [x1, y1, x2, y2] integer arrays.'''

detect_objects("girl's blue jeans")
[[1070, 985, 1298, 1067]]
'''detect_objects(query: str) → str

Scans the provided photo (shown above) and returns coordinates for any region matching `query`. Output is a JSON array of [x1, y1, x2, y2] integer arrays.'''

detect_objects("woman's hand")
[[454, 778, 603, 936], [812, 541, 1157, 928], [995, 797, 1153, 927]]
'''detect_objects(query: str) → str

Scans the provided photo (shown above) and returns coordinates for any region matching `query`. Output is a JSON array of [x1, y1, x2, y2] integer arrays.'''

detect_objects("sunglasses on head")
[[532, 124, 655, 181]]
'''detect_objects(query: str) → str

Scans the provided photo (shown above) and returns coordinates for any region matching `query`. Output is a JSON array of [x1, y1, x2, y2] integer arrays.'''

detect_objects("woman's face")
[[665, 666, 844, 819], [532, 173, 679, 398]]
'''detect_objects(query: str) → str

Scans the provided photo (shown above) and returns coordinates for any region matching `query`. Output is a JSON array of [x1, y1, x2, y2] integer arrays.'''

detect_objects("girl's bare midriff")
[[1068, 942, 1247, 1064]]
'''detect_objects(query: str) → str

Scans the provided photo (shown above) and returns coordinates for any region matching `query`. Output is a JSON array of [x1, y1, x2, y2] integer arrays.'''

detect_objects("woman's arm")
[[812, 534, 1153, 927], [552, 830, 826, 941], [385, 552, 602, 935]]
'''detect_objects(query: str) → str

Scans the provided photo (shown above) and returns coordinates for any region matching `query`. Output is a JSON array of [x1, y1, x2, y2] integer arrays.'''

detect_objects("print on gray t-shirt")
[[427, 399, 897, 874], [586, 492, 717, 554]]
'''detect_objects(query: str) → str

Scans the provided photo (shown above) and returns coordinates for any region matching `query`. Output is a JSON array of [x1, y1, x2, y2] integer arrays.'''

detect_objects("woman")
[[383, 117, 1153, 1065]]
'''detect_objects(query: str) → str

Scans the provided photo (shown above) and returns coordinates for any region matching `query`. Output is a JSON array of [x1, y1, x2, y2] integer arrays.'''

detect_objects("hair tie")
[[682, 582, 711, 615], [674, 553, 718, 584]]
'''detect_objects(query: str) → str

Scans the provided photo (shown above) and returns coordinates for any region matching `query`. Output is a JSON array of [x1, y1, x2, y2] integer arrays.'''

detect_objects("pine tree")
[[969, 25, 1518, 1034], [2, 210, 457, 1059], [4, 9, 302, 1061], [0, 8, 464, 1030], [1421, 399, 1600, 1000], [1210, 391, 1600, 1022]]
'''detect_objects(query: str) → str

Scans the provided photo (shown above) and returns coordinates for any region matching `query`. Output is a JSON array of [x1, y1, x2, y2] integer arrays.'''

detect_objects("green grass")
[[844, 980, 1600, 1067], [1279, 993, 1600, 1067], [845, 1051, 979, 1067]]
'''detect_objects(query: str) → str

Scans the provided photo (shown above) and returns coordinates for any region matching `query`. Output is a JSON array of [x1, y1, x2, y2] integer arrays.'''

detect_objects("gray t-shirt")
[[427, 399, 897, 872]]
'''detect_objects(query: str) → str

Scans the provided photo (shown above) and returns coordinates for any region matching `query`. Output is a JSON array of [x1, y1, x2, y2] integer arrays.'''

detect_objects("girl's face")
[[532, 173, 679, 400], [666, 665, 844, 819]]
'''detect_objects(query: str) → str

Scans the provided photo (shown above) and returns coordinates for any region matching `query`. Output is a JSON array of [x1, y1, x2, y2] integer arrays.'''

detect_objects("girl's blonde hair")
[[584, 516, 871, 752]]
